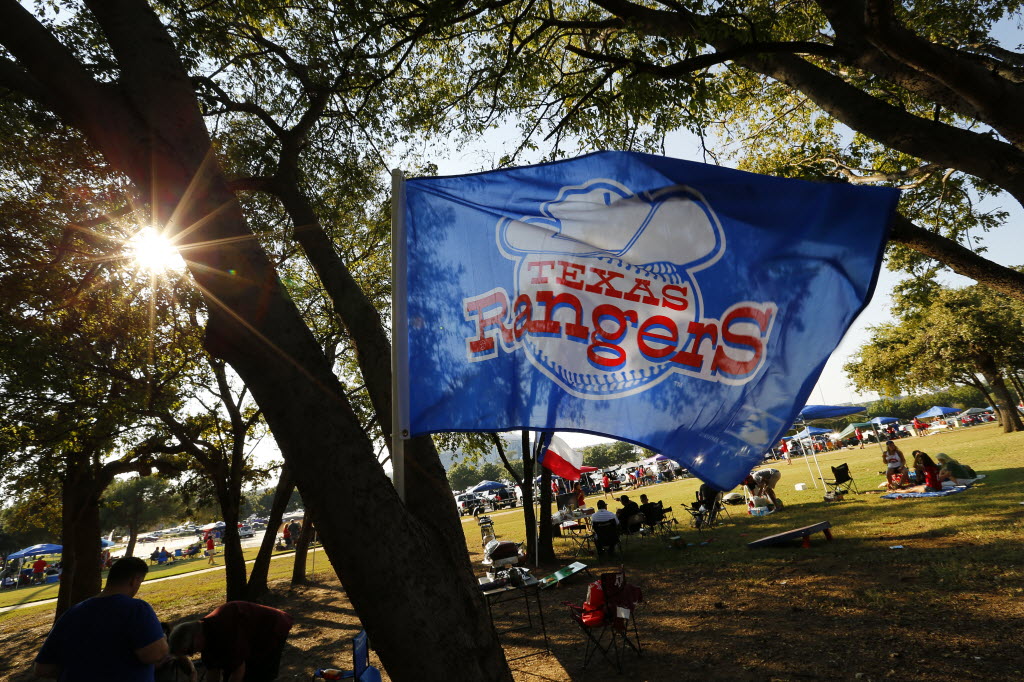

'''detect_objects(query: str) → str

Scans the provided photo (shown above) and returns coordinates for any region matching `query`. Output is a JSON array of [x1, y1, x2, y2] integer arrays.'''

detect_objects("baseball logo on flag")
[[462, 180, 777, 398]]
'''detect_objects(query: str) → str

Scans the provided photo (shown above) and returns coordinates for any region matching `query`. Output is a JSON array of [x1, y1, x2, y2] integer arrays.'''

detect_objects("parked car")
[[139, 534, 159, 543], [238, 525, 255, 539], [455, 492, 486, 516]]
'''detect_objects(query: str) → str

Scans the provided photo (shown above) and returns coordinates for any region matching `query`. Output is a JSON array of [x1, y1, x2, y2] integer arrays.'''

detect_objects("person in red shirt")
[[602, 474, 611, 499], [168, 601, 293, 682], [32, 557, 47, 584], [206, 535, 216, 566], [573, 481, 586, 509], [855, 427, 865, 449]]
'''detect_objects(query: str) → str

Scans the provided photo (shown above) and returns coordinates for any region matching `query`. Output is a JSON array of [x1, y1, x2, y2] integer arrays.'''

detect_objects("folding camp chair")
[[564, 569, 643, 673], [311, 630, 381, 681], [685, 484, 726, 531], [590, 519, 621, 559], [822, 463, 860, 496], [640, 501, 677, 537]]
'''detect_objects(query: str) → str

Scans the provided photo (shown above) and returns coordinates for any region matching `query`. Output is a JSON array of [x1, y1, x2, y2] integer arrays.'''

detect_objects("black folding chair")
[[822, 463, 860, 495], [590, 519, 621, 559], [685, 483, 727, 531]]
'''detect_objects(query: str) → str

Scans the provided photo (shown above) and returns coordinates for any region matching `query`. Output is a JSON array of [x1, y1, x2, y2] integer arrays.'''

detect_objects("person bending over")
[[34, 557, 167, 681], [743, 468, 783, 510], [169, 601, 293, 682]]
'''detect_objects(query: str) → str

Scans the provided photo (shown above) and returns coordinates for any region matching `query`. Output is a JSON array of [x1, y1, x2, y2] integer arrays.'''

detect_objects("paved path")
[[0, 547, 324, 614]]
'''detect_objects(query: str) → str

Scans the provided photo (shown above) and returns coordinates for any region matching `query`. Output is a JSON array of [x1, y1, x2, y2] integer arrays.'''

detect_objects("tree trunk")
[[56, 458, 103, 618], [125, 523, 138, 559], [247, 466, 294, 599], [963, 375, 996, 413], [1006, 371, 1024, 409], [519, 431, 536, 561], [217, 485, 247, 603], [291, 518, 315, 585], [537, 456, 555, 564], [976, 354, 1024, 432]]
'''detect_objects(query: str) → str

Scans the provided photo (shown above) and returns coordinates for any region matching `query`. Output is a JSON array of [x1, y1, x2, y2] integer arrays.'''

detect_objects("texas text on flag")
[[398, 151, 898, 489]]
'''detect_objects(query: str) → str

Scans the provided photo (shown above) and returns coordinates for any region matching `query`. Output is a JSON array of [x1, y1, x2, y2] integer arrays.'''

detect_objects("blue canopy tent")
[[8, 543, 62, 560], [915, 406, 960, 419], [469, 480, 507, 493], [793, 426, 832, 439], [870, 416, 899, 425], [793, 405, 866, 488]]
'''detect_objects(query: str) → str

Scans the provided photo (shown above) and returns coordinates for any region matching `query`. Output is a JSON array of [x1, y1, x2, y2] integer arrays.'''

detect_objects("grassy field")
[[0, 543, 296, 610], [2, 423, 1022, 681]]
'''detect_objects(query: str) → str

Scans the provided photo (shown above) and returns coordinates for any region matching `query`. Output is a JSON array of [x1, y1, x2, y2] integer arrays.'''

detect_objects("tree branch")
[[889, 213, 1024, 302]]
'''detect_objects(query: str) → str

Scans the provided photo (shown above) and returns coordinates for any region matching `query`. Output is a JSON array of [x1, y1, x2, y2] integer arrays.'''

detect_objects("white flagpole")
[[798, 423, 818, 489], [391, 169, 409, 502]]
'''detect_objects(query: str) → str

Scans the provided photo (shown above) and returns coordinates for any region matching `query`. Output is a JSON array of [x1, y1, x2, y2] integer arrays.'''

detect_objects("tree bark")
[[537, 452, 555, 563], [56, 458, 104, 619], [291, 518, 315, 585], [962, 375, 996, 415], [1006, 371, 1024, 409], [125, 524, 138, 559], [0, 4, 511, 678], [216, 482, 247, 603], [976, 354, 1024, 432], [247, 466, 294, 599], [519, 431, 537, 561]]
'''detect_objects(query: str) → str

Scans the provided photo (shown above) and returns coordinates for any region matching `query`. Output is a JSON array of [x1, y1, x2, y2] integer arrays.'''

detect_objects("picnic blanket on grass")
[[881, 475, 985, 500]]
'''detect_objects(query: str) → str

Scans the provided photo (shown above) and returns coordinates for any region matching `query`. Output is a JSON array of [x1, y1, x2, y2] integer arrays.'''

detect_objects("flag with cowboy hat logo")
[[397, 151, 897, 489]]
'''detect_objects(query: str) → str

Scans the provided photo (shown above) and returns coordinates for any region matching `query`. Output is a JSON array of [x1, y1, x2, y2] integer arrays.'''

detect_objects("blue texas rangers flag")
[[396, 151, 898, 489]]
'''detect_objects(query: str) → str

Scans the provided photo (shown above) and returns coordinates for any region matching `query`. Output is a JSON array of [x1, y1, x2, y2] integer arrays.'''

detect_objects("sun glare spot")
[[129, 227, 185, 273]]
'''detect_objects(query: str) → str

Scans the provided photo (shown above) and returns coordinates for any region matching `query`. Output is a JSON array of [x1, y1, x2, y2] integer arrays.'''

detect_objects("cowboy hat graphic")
[[498, 179, 724, 277], [491, 178, 728, 398]]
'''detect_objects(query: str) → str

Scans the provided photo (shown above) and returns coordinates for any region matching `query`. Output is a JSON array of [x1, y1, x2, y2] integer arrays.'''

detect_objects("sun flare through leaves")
[[128, 226, 186, 274]]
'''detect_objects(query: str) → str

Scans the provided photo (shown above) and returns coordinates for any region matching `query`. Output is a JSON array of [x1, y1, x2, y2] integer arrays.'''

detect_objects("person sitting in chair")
[[882, 440, 909, 490], [638, 494, 663, 526], [590, 501, 619, 557], [615, 494, 642, 534]]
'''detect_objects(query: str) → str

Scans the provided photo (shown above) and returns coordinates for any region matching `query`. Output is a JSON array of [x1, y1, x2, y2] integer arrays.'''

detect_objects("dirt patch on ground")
[[3, 536, 1022, 682]]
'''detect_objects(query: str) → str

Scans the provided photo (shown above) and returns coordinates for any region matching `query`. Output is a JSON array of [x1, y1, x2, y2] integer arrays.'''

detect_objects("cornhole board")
[[538, 561, 589, 589], [747, 521, 833, 549]]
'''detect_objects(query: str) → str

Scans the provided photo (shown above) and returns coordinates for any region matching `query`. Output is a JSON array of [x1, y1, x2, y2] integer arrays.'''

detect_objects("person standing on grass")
[[168, 601, 294, 682], [855, 427, 865, 449], [602, 473, 612, 499], [34, 557, 167, 681], [206, 535, 217, 565], [32, 556, 47, 584]]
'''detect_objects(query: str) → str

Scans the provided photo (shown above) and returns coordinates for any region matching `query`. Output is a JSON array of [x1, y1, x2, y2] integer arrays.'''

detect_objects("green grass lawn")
[[462, 422, 1024, 579], [0, 544, 297, 610]]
